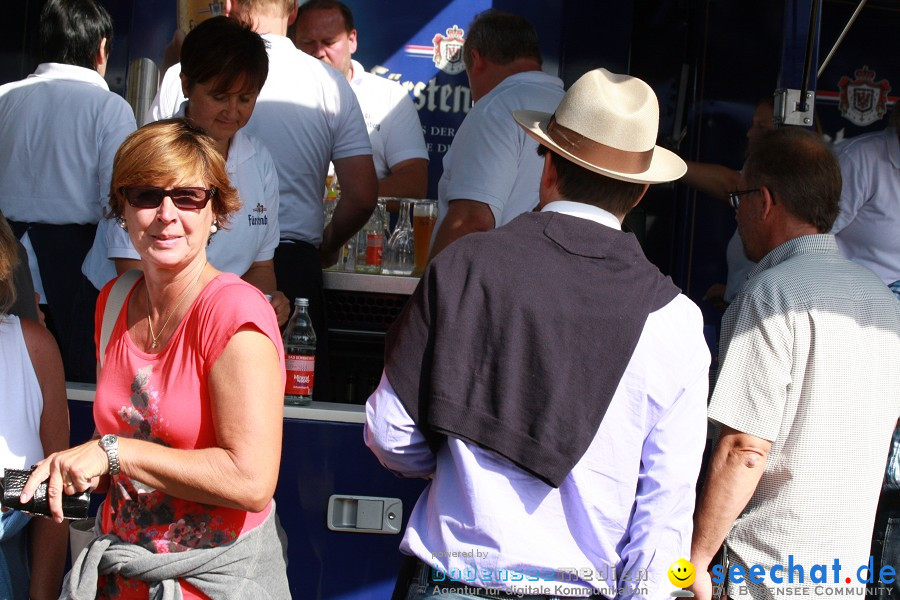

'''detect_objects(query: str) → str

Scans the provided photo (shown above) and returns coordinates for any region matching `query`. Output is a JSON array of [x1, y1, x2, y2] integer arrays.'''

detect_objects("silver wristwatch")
[[99, 434, 120, 475]]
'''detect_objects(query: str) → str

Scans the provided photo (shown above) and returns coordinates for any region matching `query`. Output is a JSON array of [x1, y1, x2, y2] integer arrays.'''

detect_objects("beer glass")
[[413, 200, 437, 276], [383, 199, 415, 276]]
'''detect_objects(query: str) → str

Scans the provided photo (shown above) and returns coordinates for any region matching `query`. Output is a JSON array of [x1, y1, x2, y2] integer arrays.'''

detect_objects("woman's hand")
[[19, 441, 107, 523]]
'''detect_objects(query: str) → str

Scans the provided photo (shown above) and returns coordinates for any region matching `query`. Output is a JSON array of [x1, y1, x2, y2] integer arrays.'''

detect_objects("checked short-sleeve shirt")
[[709, 234, 900, 599]]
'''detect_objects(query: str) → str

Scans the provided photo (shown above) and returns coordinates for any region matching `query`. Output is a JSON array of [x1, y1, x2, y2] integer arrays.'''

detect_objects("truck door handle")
[[326, 495, 403, 534]]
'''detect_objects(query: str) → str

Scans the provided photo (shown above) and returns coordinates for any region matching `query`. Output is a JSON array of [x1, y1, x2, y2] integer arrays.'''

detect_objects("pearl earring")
[[210, 222, 218, 234], [116, 217, 128, 231]]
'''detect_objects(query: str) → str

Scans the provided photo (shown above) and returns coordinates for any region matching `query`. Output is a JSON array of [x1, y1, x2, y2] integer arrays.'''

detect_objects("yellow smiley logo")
[[668, 558, 696, 588]]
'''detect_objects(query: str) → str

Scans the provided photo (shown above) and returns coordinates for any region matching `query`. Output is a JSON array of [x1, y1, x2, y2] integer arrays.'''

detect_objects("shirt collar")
[[350, 59, 365, 85], [540, 200, 622, 230], [749, 233, 839, 279], [31, 63, 110, 91]]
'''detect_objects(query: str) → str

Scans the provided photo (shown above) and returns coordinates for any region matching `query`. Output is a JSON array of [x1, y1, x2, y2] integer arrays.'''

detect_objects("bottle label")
[[285, 354, 315, 396], [366, 233, 383, 266]]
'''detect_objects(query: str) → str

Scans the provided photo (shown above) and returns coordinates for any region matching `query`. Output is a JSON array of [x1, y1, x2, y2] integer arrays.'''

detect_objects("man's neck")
[[480, 58, 543, 98], [763, 218, 821, 259], [230, 5, 289, 36], [251, 14, 288, 36]]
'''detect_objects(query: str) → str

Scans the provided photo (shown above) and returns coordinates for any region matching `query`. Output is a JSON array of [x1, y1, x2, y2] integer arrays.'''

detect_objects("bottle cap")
[[294, 297, 309, 307]]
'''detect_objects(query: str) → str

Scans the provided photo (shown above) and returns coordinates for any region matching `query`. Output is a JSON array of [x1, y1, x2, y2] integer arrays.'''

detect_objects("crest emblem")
[[838, 65, 892, 126], [253, 203, 266, 214], [432, 25, 466, 75]]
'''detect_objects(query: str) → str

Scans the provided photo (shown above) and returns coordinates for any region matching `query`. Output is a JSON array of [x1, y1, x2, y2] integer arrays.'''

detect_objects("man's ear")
[[348, 28, 358, 55], [541, 151, 557, 191], [95, 37, 109, 76], [467, 49, 485, 75], [758, 186, 777, 220], [287, 2, 299, 25], [180, 73, 190, 98], [629, 184, 650, 212]]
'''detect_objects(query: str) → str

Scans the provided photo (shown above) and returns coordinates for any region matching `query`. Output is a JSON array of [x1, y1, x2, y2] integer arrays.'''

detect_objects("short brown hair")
[[537, 146, 645, 216], [180, 16, 268, 96], [463, 10, 541, 70], [0, 213, 18, 313], [109, 119, 241, 227], [296, 0, 354, 31], [743, 127, 840, 233], [230, 0, 296, 20]]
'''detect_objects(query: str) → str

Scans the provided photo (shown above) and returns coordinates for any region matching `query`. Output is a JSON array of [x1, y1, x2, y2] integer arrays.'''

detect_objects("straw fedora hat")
[[514, 68, 686, 184]]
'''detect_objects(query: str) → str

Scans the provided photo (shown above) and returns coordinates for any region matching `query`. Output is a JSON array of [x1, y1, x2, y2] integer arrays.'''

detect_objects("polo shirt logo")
[[248, 203, 268, 226]]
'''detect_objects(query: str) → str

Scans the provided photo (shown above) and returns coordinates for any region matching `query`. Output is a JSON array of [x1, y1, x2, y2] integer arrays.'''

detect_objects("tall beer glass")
[[413, 200, 437, 276]]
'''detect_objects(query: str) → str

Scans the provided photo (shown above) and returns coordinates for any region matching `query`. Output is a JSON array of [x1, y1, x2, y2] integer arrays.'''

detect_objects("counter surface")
[[323, 270, 419, 295], [66, 382, 365, 424]]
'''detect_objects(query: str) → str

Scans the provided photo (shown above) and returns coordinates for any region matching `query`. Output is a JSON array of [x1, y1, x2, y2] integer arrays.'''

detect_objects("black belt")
[[408, 559, 604, 599]]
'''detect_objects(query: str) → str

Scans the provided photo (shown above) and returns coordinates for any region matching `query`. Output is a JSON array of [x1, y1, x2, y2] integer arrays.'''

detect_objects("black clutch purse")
[[1, 467, 90, 520]]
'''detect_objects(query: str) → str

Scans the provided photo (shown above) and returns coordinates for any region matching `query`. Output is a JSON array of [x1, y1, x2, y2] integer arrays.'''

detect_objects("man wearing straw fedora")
[[365, 68, 711, 600]]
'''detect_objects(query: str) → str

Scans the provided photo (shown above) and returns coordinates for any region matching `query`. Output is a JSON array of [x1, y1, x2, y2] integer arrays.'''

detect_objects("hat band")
[[547, 116, 653, 174]]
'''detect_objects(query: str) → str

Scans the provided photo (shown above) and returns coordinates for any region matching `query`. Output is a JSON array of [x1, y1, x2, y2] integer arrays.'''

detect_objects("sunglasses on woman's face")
[[119, 186, 216, 210]]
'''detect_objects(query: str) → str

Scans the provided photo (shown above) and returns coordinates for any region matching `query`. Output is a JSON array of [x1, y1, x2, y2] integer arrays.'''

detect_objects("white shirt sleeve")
[[831, 142, 870, 235], [145, 64, 186, 124], [106, 214, 140, 260], [618, 302, 711, 599], [364, 372, 436, 478], [329, 73, 373, 161], [380, 85, 429, 168], [254, 142, 281, 262], [440, 97, 523, 216]]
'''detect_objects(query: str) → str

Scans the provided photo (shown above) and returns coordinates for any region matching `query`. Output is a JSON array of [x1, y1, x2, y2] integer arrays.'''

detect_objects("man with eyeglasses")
[[689, 127, 900, 600]]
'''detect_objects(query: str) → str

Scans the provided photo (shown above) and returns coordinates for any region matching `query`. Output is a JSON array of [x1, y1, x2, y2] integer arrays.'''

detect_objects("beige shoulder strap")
[[99, 270, 142, 368]]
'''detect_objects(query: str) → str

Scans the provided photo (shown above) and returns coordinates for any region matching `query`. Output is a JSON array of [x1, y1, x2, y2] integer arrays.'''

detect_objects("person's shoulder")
[[20, 317, 63, 366], [204, 273, 259, 297], [835, 128, 889, 157], [355, 70, 404, 94], [200, 274, 273, 313], [480, 72, 564, 115], [234, 129, 276, 167], [643, 293, 709, 357]]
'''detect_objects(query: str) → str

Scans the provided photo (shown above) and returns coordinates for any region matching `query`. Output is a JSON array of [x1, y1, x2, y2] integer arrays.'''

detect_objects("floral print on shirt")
[[108, 365, 239, 554]]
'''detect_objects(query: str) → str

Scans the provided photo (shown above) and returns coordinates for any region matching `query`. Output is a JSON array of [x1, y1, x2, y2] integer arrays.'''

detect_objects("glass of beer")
[[413, 200, 437, 276]]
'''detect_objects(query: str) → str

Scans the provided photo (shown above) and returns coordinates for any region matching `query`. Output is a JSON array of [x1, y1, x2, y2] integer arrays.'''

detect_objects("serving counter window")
[[321, 271, 418, 405]]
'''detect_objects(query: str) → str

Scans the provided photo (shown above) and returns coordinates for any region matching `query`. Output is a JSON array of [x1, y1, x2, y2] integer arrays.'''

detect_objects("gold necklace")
[[146, 261, 207, 350]]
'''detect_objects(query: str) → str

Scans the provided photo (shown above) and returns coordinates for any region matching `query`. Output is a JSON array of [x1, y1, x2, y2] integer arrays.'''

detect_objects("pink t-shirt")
[[92, 273, 285, 599]]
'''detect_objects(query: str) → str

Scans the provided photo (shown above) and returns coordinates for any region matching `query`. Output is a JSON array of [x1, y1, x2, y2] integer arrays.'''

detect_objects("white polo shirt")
[[349, 60, 428, 179], [832, 126, 900, 285], [0, 63, 136, 296], [147, 34, 372, 245], [435, 70, 564, 236]]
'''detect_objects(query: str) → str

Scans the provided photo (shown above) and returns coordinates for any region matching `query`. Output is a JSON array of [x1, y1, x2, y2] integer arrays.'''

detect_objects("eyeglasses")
[[119, 186, 216, 210], [728, 188, 760, 210]]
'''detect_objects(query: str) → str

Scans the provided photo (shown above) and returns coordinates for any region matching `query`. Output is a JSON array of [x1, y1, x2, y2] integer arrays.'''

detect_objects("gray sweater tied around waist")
[[60, 503, 291, 600]]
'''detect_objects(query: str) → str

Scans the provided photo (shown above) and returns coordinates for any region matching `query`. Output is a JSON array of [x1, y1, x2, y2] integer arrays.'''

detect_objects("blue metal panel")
[[276, 417, 427, 599]]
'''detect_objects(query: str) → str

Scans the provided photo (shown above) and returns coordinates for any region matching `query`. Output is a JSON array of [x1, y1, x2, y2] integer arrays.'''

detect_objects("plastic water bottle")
[[283, 298, 316, 406]]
